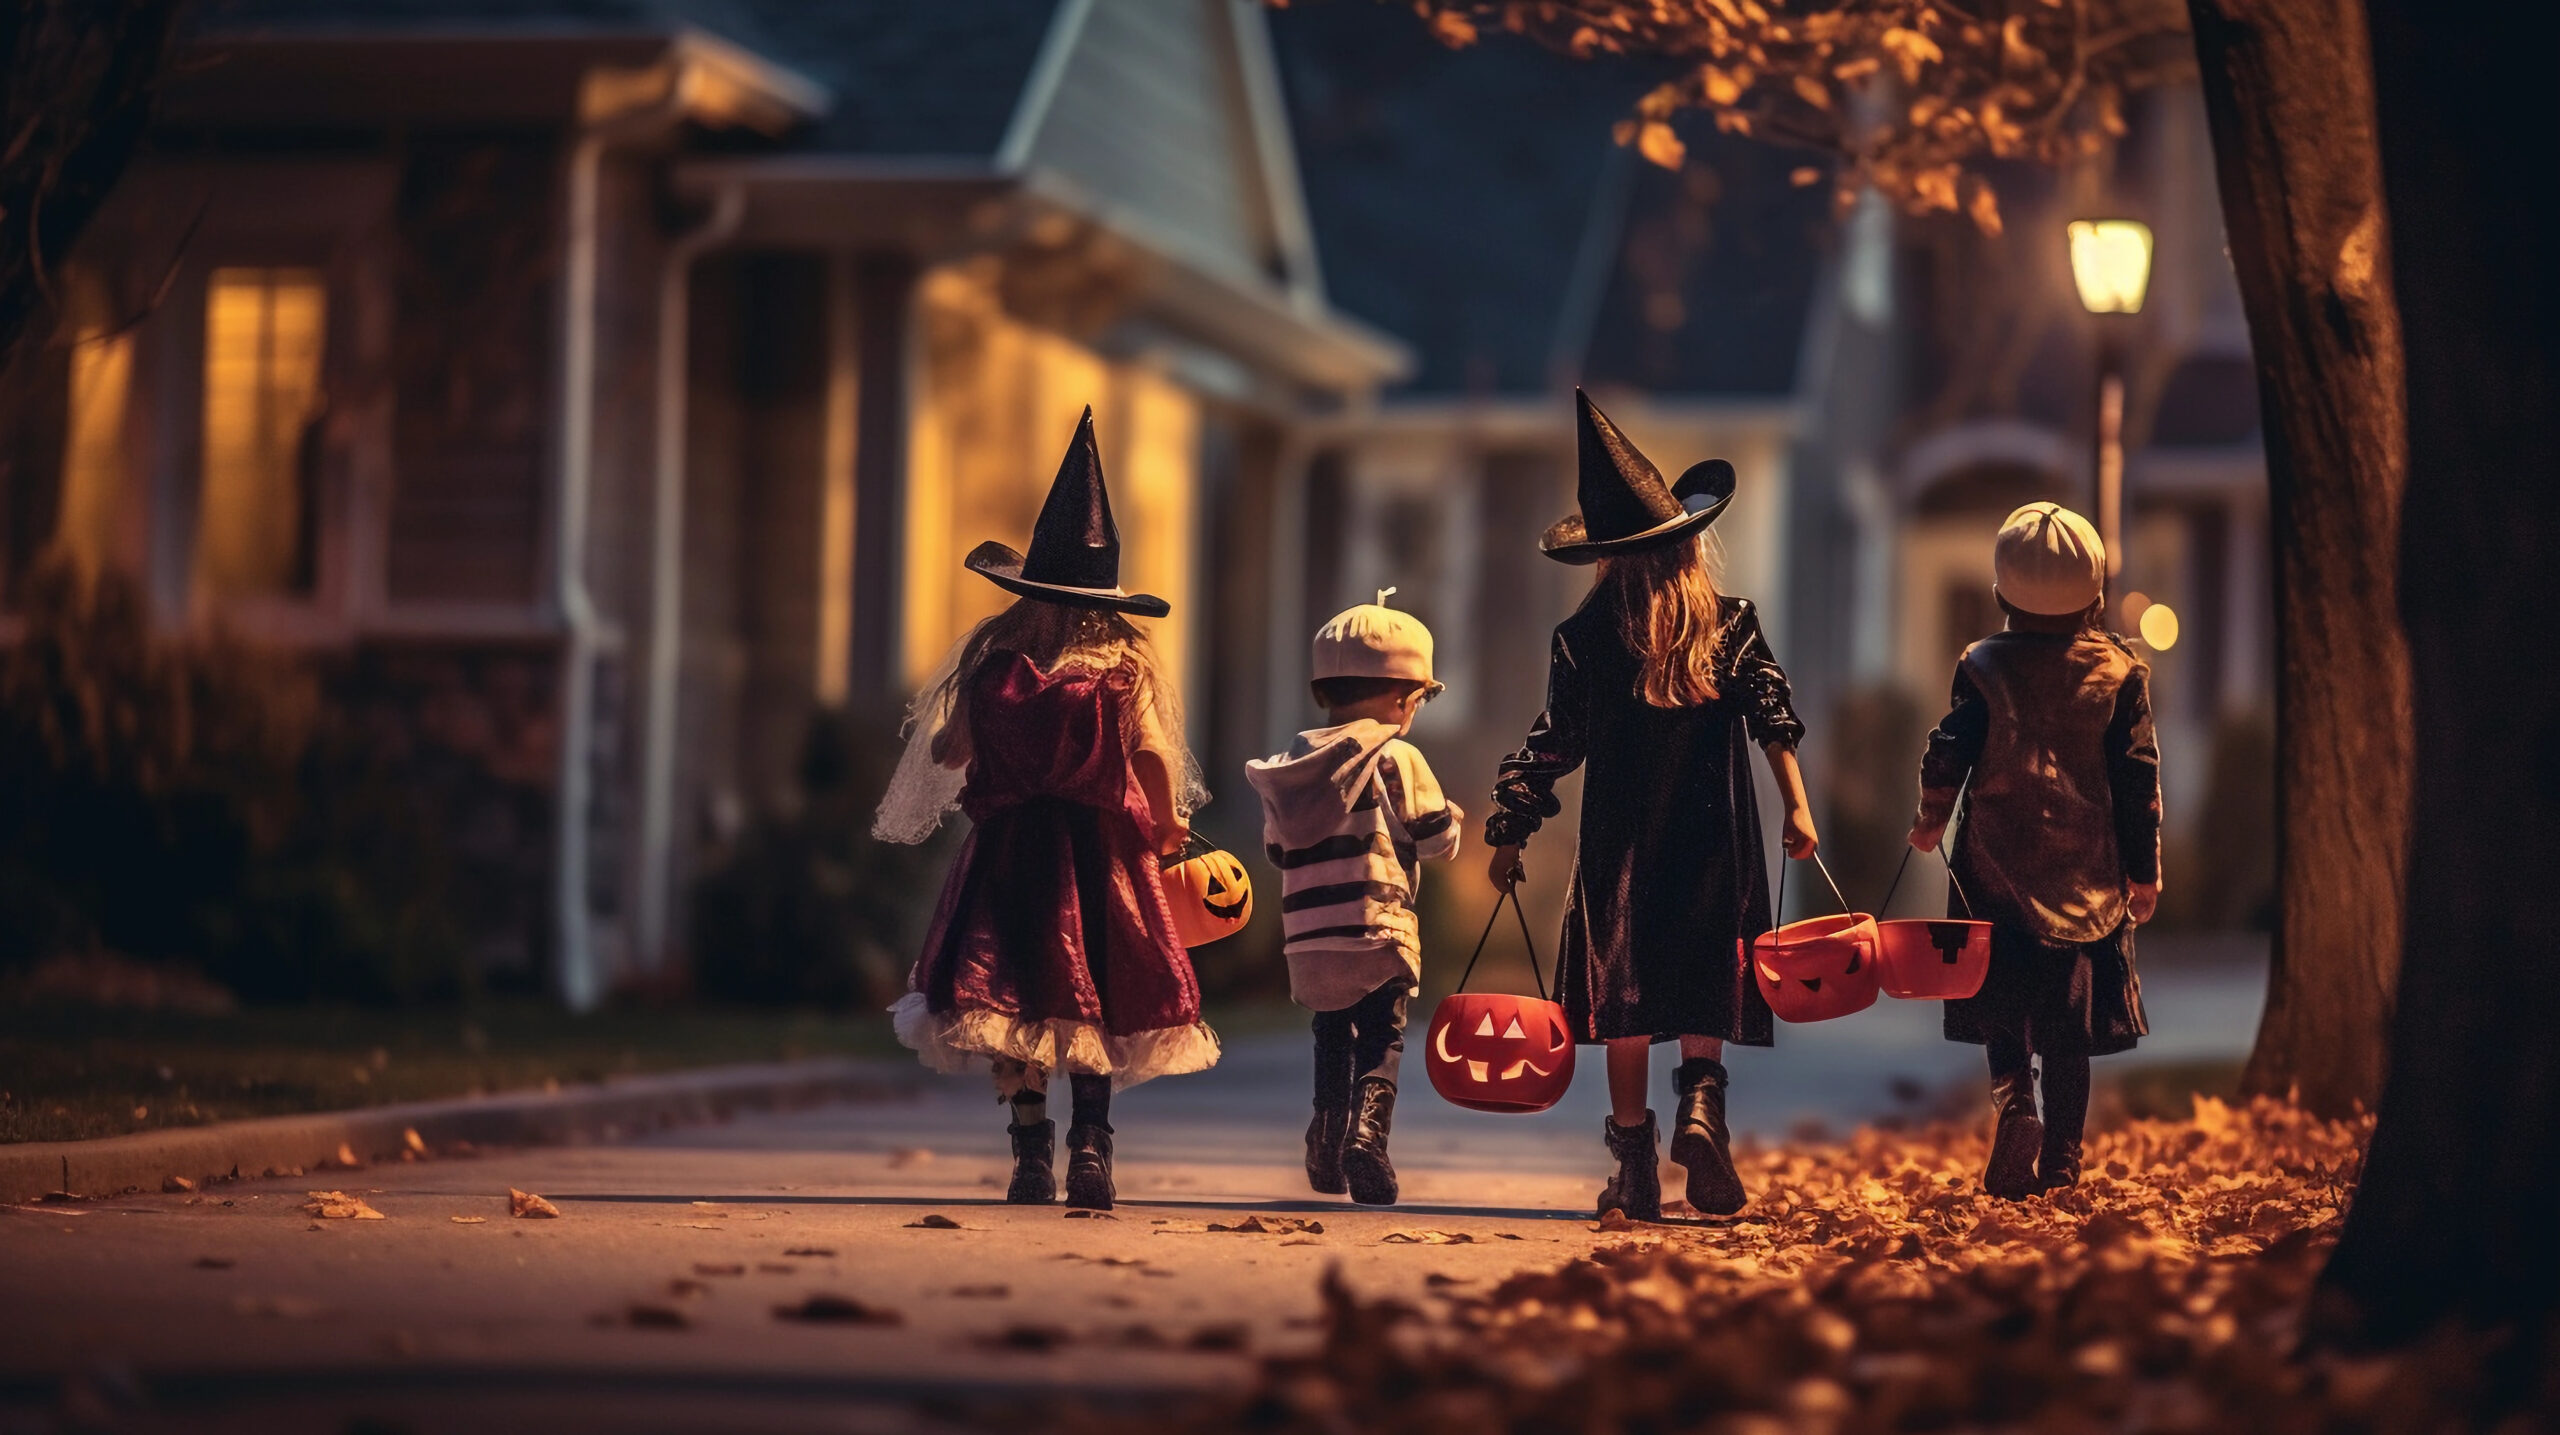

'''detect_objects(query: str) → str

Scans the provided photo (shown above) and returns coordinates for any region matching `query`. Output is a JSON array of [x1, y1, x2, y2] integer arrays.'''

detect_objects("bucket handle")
[[1761, 844, 1856, 953], [1879, 840, 1976, 920], [1454, 887, 1551, 1003]]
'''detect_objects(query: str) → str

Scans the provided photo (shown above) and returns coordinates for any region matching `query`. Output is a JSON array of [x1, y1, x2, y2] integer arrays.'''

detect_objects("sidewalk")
[[0, 1059, 915, 1205]]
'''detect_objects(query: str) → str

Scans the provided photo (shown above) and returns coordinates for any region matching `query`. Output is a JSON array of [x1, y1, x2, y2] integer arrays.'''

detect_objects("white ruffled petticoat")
[[888, 992, 1221, 1092]]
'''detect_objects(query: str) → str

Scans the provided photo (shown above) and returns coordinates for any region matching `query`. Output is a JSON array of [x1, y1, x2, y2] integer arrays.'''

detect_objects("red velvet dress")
[[892, 651, 1219, 1088]]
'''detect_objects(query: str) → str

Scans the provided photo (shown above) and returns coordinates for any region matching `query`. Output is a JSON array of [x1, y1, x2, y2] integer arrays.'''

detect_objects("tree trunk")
[[2186, 0, 2410, 1119], [2319, 0, 2560, 1344]]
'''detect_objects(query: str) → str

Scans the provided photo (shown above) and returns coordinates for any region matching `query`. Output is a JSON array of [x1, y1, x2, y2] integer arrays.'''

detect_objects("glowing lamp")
[[2138, 602, 2181, 651], [2068, 219, 2154, 315]]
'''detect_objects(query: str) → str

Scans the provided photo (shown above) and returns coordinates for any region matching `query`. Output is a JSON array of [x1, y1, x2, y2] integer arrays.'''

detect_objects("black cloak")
[[1484, 593, 1805, 1046]]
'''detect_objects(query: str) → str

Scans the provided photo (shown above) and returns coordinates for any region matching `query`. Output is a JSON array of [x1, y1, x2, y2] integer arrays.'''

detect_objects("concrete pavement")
[[0, 940, 2264, 1434]]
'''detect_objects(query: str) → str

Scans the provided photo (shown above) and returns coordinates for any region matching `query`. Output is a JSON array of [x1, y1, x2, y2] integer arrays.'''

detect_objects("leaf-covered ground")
[[1144, 1097, 2558, 1433]]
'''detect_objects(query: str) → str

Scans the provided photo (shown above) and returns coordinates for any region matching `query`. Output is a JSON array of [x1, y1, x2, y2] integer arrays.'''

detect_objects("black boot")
[[1342, 1078, 1399, 1206], [1670, 1058, 1746, 1215], [1064, 1074, 1115, 1211], [1598, 1111, 1663, 1222], [1983, 1069, 2044, 1201], [2038, 1053, 2090, 1192], [1065, 1124, 1115, 1210], [1005, 1119, 1056, 1204], [1306, 1105, 1349, 1196]]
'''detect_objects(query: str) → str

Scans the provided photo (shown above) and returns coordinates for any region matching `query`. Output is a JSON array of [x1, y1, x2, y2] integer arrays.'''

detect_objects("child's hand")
[[1908, 818, 1947, 853], [2128, 881, 2160, 925], [1782, 806, 1819, 859], [1156, 817, 1191, 859], [1488, 844, 1525, 893]]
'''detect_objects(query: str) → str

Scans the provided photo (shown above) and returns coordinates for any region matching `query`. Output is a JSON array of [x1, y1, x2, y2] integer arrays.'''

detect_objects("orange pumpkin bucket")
[[1872, 842, 1990, 1001], [1426, 889, 1576, 1113], [1750, 852, 1880, 1023], [1159, 834, 1254, 948]]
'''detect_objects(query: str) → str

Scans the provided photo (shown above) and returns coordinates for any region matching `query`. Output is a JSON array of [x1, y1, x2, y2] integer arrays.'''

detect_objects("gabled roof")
[[1269, 3, 1830, 400]]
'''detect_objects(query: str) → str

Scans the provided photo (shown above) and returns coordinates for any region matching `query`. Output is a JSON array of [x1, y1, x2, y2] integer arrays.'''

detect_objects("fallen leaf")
[[449, 1216, 487, 1225], [333, 1143, 361, 1169], [773, 1294, 902, 1325], [624, 1303, 691, 1330], [509, 1189, 560, 1219], [301, 1191, 385, 1221], [951, 1284, 1011, 1299], [1206, 1215, 1324, 1236], [980, 1323, 1070, 1352], [906, 1214, 965, 1230], [694, 1263, 746, 1277], [403, 1128, 427, 1155], [163, 1176, 195, 1194], [1381, 1230, 1475, 1245], [782, 1247, 836, 1258], [757, 1262, 797, 1275]]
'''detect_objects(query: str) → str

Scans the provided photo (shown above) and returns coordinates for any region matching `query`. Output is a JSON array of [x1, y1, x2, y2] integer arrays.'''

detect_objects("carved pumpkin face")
[[1874, 917, 1991, 1000], [1748, 913, 1882, 1023], [1425, 992, 1576, 1113], [1163, 846, 1253, 947]]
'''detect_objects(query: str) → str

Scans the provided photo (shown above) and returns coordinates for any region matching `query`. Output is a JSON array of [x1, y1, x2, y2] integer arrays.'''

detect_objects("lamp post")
[[2067, 219, 2154, 598]]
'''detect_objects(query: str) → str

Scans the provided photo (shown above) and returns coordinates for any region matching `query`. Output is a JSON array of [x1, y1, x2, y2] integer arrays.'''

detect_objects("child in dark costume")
[[1908, 502, 2161, 1200], [1484, 391, 1818, 1222], [875, 410, 1219, 1212]]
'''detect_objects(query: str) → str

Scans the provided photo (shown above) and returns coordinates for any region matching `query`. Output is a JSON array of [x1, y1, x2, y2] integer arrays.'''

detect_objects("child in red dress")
[[875, 410, 1219, 1211]]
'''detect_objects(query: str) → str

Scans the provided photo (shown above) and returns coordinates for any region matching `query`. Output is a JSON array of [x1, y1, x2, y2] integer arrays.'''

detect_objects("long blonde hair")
[[1596, 536, 1724, 708]]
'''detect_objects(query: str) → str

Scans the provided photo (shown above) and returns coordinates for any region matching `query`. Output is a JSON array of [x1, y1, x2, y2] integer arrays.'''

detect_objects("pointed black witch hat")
[[1537, 389, 1737, 564], [964, 407, 1171, 617]]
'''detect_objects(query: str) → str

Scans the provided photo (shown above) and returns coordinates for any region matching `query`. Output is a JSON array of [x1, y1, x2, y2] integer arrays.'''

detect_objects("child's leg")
[[1306, 1007, 1355, 1195], [2037, 1050, 2091, 1188], [1341, 981, 1409, 1206], [1349, 981, 1410, 1090], [1604, 1037, 1652, 1128], [1064, 1071, 1115, 1211], [1669, 1037, 1745, 1215], [992, 1058, 1055, 1204], [1982, 1029, 2043, 1200]]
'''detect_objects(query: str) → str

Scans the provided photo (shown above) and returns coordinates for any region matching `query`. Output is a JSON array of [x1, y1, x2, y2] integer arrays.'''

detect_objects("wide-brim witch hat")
[[964, 407, 1171, 617], [1538, 389, 1736, 564]]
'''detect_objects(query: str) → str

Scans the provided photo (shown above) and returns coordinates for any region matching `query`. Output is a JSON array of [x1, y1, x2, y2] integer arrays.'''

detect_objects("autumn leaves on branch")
[[1398, 0, 2195, 232]]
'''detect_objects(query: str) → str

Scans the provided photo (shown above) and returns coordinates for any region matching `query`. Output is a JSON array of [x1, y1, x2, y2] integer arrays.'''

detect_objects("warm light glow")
[[2121, 591, 2152, 628], [903, 271, 1196, 688], [198, 267, 327, 598], [58, 319, 132, 578], [2068, 219, 2154, 314], [2138, 601, 2181, 650]]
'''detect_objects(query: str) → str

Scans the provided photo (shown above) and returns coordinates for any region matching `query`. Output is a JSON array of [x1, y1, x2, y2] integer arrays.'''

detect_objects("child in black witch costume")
[[873, 410, 1219, 1212], [1484, 391, 1819, 1221], [1908, 502, 2159, 1200]]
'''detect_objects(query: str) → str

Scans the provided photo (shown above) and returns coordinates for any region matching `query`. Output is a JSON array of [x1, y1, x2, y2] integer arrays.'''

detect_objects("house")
[[1269, 13, 2270, 916], [4, 0, 1405, 1006]]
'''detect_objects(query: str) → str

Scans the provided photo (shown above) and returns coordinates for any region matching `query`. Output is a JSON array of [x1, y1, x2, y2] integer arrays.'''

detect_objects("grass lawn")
[[0, 1003, 909, 1146]]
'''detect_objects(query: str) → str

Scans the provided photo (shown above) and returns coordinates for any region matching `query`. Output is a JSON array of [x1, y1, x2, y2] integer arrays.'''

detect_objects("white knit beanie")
[[1993, 503, 2106, 617]]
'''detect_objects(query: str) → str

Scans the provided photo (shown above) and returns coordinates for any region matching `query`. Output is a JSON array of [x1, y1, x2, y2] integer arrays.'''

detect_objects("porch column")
[[846, 252, 919, 697]]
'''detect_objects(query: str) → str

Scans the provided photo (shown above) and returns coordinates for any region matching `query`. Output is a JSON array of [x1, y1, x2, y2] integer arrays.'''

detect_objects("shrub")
[[0, 558, 468, 1001]]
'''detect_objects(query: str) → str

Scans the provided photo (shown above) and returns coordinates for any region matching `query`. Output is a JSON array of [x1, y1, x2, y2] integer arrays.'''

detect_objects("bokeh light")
[[2139, 601, 2181, 650]]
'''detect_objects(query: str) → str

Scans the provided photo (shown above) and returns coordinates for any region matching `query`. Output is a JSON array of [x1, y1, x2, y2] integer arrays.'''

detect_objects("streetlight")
[[2067, 218, 2153, 598]]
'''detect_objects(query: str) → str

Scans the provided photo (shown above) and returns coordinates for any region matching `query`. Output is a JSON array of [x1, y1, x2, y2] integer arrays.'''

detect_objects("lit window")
[[198, 267, 327, 598]]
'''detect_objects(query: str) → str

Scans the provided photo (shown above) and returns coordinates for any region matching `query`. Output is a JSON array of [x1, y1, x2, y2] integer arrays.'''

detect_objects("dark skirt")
[[1942, 919, 2147, 1057]]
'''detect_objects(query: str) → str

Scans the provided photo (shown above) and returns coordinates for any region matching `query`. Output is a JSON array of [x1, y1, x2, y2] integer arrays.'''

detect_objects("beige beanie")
[[1993, 503, 2106, 616], [1312, 588, 1440, 690]]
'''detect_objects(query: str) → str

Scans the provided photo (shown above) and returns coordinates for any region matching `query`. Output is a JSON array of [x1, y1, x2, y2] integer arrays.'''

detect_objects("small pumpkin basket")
[[1159, 833, 1254, 948], [1425, 889, 1576, 1114], [1872, 842, 1991, 1001], [1750, 851, 1881, 1024]]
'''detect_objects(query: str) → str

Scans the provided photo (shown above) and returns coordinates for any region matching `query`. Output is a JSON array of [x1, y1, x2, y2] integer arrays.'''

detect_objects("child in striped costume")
[[1244, 592, 1461, 1206]]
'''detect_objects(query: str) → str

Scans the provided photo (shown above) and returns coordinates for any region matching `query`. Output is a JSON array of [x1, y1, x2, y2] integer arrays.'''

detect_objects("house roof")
[[1267, 3, 1831, 400]]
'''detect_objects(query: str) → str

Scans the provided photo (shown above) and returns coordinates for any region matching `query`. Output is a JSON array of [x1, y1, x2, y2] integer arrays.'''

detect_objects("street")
[[0, 941, 2263, 1434]]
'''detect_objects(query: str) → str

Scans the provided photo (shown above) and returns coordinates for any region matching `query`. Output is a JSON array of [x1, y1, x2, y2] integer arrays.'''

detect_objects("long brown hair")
[[1596, 537, 1724, 708], [927, 598, 1165, 763]]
